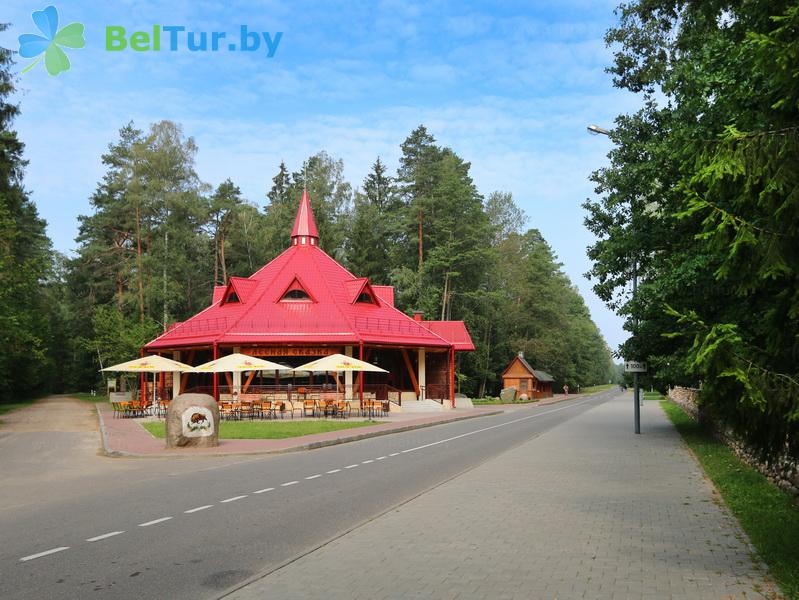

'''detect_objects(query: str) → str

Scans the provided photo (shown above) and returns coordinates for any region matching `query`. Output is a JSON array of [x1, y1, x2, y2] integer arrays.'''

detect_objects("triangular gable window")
[[221, 285, 241, 305], [351, 279, 380, 306], [279, 277, 315, 303]]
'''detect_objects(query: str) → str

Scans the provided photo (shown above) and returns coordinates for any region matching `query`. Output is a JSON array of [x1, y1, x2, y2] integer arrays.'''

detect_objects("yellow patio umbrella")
[[295, 354, 388, 405], [101, 355, 193, 405], [192, 353, 294, 397], [191, 353, 290, 373], [294, 354, 388, 373]]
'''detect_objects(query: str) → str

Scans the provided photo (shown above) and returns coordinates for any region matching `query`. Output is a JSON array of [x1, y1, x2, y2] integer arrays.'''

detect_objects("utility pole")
[[632, 259, 640, 434], [587, 123, 642, 434]]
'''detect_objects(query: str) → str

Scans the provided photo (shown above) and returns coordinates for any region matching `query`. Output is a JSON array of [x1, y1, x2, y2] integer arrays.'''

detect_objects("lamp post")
[[587, 123, 642, 434]]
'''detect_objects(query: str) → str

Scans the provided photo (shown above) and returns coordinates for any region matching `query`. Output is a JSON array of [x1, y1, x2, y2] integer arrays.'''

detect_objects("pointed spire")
[[290, 189, 320, 246]]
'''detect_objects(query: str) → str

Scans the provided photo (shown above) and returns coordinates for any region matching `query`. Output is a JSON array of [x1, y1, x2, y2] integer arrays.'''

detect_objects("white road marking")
[[362, 459, 374, 464], [344, 464, 359, 469], [220, 495, 247, 503], [281, 481, 299, 487], [305, 474, 322, 480], [389, 452, 400, 457], [138, 517, 172, 527], [86, 531, 124, 542], [184, 505, 213, 514], [20, 547, 69, 562], [376, 456, 387, 460], [401, 397, 596, 454], [326, 469, 341, 474], [253, 487, 274, 494]]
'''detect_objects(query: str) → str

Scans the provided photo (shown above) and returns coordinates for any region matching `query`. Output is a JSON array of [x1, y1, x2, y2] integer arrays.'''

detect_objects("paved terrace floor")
[[227, 394, 780, 600]]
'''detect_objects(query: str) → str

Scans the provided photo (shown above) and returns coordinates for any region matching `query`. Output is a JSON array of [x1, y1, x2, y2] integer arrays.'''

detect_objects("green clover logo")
[[18, 5, 85, 76]]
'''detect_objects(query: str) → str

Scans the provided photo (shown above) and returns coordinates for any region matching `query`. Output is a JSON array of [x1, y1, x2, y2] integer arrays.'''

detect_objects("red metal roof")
[[420, 321, 476, 351], [146, 193, 473, 352]]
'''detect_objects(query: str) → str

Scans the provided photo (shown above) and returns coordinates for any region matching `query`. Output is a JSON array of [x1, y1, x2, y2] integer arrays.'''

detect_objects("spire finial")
[[290, 189, 319, 247]]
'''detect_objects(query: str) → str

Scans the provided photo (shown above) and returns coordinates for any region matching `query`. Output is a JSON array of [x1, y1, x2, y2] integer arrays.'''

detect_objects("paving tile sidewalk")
[[96, 403, 503, 457], [227, 394, 780, 600]]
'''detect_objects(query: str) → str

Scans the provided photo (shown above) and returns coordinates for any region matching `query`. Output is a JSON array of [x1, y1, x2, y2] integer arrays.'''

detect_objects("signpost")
[[625, 360, 647, 433]]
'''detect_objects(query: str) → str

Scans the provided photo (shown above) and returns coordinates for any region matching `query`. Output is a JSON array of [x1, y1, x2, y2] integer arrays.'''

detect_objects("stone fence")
[[667, 386, 799, 500]]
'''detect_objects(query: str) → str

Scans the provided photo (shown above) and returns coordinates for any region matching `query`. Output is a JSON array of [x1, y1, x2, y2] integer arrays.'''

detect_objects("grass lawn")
[[64, 392, 108, 403], [472, 397, 539, 405], [577, 384, 616, 394], [661, 400, 799, 599], [142, 419, 382, 440], [643, 391, 665, 401]]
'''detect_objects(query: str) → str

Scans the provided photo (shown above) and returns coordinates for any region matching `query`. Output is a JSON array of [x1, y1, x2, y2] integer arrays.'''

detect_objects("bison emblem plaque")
[[181, 406, 215, 438]]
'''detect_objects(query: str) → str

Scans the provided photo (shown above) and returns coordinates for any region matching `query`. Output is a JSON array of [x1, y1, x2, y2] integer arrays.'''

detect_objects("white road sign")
[[625, 361, 647, 373]]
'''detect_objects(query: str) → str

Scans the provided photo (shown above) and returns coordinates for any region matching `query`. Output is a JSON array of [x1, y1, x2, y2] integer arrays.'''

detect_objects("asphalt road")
[[0, 390, 617, 599]]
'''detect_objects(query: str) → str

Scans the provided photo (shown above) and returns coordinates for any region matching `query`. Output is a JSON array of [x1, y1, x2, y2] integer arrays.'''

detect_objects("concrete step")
[[399, 399, 446, 413]]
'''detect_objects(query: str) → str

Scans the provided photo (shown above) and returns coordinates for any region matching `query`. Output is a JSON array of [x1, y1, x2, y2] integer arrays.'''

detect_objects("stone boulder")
[[500, 387, 517, 403], [166, 393, 219, 448]]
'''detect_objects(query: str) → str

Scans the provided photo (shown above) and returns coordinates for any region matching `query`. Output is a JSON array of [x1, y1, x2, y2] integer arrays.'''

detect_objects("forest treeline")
[[586, 0, 799, 460], [0, 42, 614, 402]]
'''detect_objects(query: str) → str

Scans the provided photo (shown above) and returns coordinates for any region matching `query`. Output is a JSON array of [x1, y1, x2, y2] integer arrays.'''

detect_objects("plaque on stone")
[[166, 393, 219, 448]]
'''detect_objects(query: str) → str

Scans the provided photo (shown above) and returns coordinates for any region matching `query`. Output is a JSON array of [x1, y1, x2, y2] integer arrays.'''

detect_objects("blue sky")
[[3, 0, 638, 353]]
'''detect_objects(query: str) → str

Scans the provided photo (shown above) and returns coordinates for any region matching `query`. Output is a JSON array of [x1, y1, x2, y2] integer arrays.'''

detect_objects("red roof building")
[[145, 190, 474, 407]]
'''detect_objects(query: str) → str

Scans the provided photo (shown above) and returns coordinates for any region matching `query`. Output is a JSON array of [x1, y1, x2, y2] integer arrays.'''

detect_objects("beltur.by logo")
[[105, 25, 283, 57], [18, 5, 85, 76], [16, 5, 283, 77]]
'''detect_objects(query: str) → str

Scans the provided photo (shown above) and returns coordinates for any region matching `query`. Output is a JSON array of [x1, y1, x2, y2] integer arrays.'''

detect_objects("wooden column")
[[358, 341, 364, 405], [400, 349, 420, 398], [139, 347, 146, 403], [450, 347, 456, 409], [212, 343, 219, 401]]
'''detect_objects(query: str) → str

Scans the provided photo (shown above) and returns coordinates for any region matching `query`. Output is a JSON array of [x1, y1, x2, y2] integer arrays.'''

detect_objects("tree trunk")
[[213, 226, 219, 286], [220, 231, 227, 285], [135, 202, 145, 324], [417, 209, 423, 268]]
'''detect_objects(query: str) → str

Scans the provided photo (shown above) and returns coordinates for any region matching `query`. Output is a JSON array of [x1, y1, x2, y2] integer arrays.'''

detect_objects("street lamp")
[[587, 123, 642, 434], [587, 124, 611, 136]]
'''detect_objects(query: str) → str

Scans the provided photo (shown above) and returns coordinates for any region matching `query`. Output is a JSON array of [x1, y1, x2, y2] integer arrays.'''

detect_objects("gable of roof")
[[277, 275, 317, 303], [500, 354, 556, 382], [222, 277, 259, 304], [343, 278, 381, 306]]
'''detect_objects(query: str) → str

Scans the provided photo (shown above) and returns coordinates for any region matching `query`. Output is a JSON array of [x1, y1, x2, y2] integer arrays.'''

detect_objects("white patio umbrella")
[[101, 355, 193, 405], [192, 353, 294, 396], [294, 354, 388, 373], [295, 354, 388, 404]]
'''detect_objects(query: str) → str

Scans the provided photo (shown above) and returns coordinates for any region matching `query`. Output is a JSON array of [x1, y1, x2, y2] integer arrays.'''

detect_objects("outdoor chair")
[[250, 400, 265, 419], [334, 401, 351, 419], [239, 402, 254, 420], [303, 400, 316, 418], [220, 402, 237, 421], [272, 400, 287, 419], [282, 399, 300, 419], [261, 400, 273, 419]]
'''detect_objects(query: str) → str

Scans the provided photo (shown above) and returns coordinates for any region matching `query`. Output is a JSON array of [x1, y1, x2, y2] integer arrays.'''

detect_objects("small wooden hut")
[[501, 352, 554, 399]]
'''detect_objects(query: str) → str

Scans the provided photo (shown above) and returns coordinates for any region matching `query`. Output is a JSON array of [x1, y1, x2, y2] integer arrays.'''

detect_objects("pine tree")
[[347, 158, 397, 282], [0, 28, 55, 401]]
